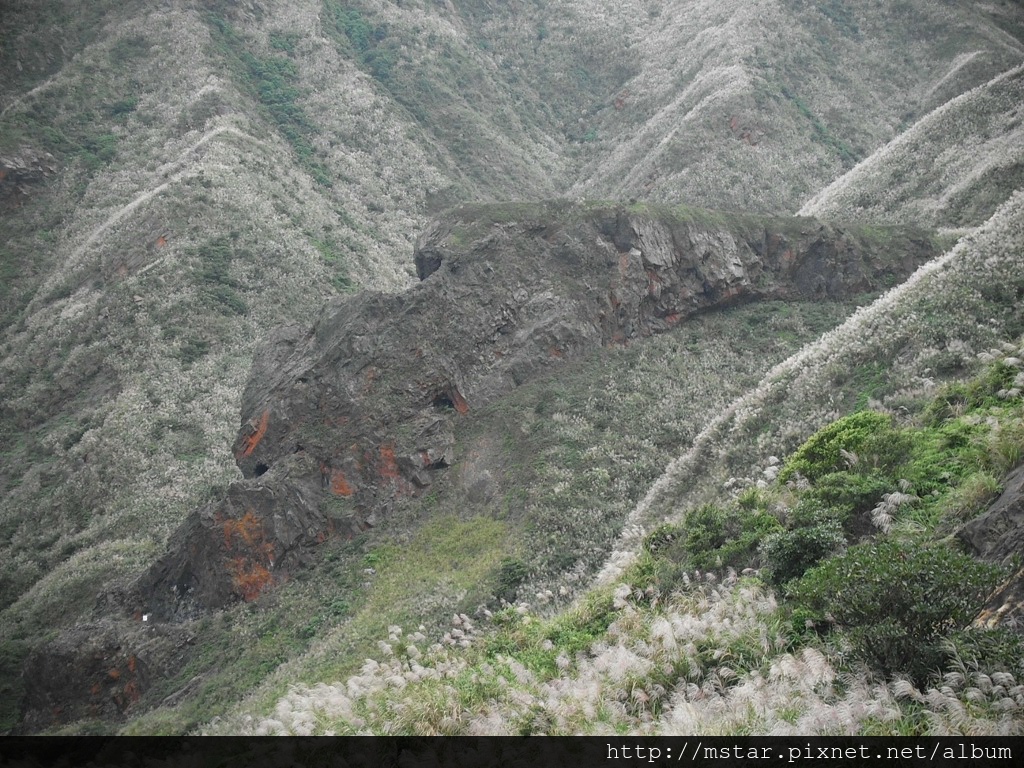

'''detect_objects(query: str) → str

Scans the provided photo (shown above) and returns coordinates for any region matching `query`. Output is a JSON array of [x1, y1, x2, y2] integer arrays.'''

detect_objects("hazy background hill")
[[1, 0, 1023, 734]]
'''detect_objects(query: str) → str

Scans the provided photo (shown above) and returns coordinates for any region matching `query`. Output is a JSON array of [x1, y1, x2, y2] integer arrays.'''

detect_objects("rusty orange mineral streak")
[[330, 468, 354, 496], [229, 559, 273, 602], [237, 409, 270, 458], [222, 510, 276, 601], [378, 444, 401, 479], [222, 510, 265, 549], [450, 388, 469, 414]]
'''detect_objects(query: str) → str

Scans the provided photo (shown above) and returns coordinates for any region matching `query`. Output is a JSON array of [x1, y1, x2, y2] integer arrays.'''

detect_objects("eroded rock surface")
[[135, 202, 938, 619], [0, 146, 57, 200], [21, 202, 938, 730], [17, 619, 194, 734]]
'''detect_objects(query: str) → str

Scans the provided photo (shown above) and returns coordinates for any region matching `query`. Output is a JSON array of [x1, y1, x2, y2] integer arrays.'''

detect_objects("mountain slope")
[[801, 64, 1024, 229], [1, 0, 1023, 735], [569, 0, 1024, 210], [205, 187, 1024, 740]]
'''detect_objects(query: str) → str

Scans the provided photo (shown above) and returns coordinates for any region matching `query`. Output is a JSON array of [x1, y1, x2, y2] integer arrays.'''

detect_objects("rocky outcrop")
[[133, 202, 938, 620], [959, 463, 1024, 632], [0, 146, 57, 200], [17, 619, 195, 734], [131, 454, 337, 623]]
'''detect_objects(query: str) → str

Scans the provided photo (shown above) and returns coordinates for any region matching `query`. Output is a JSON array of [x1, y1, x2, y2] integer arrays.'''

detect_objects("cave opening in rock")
[[253, 462, 269, 477], [432, 392, 455, 410]]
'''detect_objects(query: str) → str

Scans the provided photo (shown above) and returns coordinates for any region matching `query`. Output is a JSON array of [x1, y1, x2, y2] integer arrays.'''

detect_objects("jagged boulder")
[[131, 454, 343, 622], [134, 202, 939, 619]]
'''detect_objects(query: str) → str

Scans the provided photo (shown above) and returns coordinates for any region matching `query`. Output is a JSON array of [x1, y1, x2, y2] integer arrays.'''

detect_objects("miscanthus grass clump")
[[210, 567, 1021, 736]]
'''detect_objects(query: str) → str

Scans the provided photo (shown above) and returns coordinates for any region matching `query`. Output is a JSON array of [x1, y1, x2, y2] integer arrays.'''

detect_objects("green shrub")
[[104, 97, 138, 119], [322, 1, 393, 81], [79, 132, 118, 169], [492, 557, 529, 605], [804, 471, 891, 525], [786, 498, 844, 528], [483, 591, 614, 678], [629, 545, 691, 598], [899, 420, 982, 495], [679, 504, 782, 571], [760, 521, 845, 587], [642, 522, 685, 556], [736, 486, 774, 513], [858, 426, 916, 476], [790, 538, 1003, 681], [779, 410, 893, 483]]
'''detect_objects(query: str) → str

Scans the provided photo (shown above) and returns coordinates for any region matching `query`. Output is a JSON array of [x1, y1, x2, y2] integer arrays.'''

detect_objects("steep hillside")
[[621, 190, 1024, 567], [1, 0, 1023, 735], [205, 195, 1024, 739], [802, 64, 1024, 229], [568, 0, 1024, 210], [19, 203, 934, 733]]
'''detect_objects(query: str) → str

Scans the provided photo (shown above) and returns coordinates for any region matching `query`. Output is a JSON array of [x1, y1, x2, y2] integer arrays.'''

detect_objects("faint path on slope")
[[66, 125, 265, 265], [0, 71, 62, 120]]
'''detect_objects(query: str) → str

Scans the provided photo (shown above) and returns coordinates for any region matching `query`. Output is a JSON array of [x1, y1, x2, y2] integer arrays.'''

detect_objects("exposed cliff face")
[[960, 463, 1024, 631], [0, 146, 57, 200], [130, 203, 938, 621], [17, 619, 194, 735]]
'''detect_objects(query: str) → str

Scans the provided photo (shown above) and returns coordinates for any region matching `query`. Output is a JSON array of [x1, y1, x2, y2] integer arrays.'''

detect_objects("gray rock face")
[[959, 463, 1024, 632], [132, 455, 336, 623], [134, 202, 938, 619], [959, 464, 1024, 564], [0, 146, 57, 199], [17, 619, 194, 734]]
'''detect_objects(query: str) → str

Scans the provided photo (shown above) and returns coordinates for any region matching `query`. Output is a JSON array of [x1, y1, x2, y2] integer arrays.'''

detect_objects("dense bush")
[[804, 470, 890, 521], [759, 521, 845, 587], [673, 503, 782, 571], [790, 538, 1003, 681], [779, 410, 893, 483]]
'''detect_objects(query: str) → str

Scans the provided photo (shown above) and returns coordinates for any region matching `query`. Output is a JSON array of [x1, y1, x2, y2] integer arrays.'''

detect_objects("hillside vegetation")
[[1, 0, 1023, 734], [210, 322, 1024, 735]]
